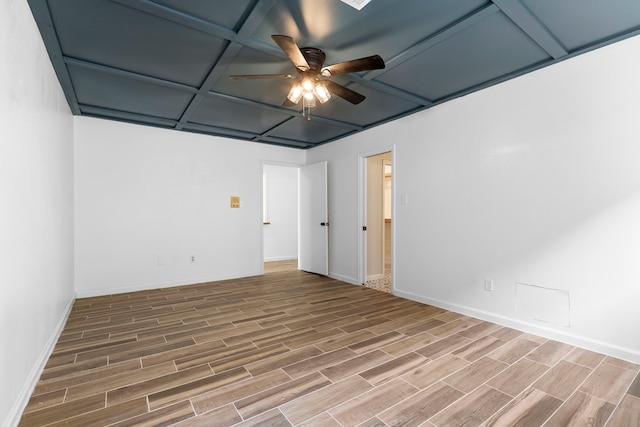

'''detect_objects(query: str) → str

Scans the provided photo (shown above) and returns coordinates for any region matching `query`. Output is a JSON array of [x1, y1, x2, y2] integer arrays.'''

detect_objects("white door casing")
[[359, 147, 394, 288]]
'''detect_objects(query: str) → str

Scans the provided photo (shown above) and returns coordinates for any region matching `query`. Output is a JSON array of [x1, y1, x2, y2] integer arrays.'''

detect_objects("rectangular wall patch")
[[515, 283, 570, 327]]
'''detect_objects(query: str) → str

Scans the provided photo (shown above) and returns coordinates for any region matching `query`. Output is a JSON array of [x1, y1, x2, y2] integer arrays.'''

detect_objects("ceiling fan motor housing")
[[299, 47, 326, 73]]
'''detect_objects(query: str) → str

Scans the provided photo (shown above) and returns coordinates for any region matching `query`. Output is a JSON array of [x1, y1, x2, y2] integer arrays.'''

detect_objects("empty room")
[[3, 0, 640, 426]]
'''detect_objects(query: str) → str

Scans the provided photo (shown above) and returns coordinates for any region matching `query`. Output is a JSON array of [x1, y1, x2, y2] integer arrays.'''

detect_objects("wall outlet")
[[484, 278, 494, 292], [190, 256, 196, 263]]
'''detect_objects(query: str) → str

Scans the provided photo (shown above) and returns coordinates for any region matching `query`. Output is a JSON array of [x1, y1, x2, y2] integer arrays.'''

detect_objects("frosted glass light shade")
[[314, 82, 331, 103], [287, 84, 303, 103]]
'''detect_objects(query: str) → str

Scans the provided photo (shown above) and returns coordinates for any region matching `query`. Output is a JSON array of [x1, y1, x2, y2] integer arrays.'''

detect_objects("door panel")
[[298, 161, 328, 275]]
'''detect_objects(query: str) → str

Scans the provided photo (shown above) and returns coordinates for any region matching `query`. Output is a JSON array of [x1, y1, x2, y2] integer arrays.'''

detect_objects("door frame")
[[358, 145, 396, 289]]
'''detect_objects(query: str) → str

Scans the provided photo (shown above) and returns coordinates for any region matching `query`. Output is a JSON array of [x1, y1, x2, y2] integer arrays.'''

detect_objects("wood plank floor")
[[19, 261, 640, 426]]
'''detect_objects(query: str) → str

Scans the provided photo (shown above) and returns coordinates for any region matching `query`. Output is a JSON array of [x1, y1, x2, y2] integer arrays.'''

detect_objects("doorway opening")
[[262, 164, 298, 273], [363, 151, 393, 293]]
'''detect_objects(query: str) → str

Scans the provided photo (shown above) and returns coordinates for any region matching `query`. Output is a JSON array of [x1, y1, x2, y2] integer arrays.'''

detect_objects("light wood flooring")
[[19, 262, 640, 426]]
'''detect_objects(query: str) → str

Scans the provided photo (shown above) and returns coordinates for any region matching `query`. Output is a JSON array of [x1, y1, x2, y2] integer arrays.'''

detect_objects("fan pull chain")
[[303, 96, 313, 120]]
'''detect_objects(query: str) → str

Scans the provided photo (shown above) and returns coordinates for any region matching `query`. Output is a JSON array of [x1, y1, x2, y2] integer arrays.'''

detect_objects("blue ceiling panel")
[[522, 0, 640, 51], [151, 0, 256, 31], [267, 117, 353, 144], [188, 96, 292, 135], [68, 65, 193, 120], [376, 10, 550, 101], [48, 0, 226, 87], [312, 85, 421, 127], [221, 46, 292, 76], [27, 0, 640, 149]]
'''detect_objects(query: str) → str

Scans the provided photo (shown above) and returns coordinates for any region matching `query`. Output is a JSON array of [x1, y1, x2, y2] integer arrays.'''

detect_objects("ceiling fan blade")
[[321, 55, 385, 76], [325, 81, 366, 104], [229, 73, 295, 80], [271, 35, 310, 72]]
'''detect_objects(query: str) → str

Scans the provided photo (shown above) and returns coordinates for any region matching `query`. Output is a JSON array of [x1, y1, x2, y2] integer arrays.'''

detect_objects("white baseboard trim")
[[395, 289, 640, 364], [329, 272, 359, 285], [4, 297, 75, 427], [264, 256, 297, 262], [75, 271, 263, 298]]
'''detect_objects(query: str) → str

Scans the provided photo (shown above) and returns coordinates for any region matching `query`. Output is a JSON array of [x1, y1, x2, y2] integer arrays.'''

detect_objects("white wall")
[[0, 0, 75, 425], [308, 34, 640, 363], [74, 117, 305, 296], [263, 164, 299, 262]]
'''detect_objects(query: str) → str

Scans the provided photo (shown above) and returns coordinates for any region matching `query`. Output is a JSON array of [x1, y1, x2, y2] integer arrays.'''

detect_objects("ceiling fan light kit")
[[230, 35, 385, 120], [287, 77, 331, 120]]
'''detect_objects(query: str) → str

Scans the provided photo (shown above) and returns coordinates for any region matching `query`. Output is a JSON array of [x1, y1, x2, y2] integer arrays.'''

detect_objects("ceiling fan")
[[230, 35, 385, 118]]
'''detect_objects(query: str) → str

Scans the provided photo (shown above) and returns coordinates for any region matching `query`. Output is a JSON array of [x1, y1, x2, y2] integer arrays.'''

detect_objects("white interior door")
[[298, 161, 328, 275]]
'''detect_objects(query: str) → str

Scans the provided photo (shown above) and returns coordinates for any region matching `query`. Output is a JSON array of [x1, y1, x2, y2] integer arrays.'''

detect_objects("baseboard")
[[4, 297, 75, 427], [329, 272, 359, 285], [395, 289, 640, 364], [264, 256, 297, 262], [75, 271, 263, 298]]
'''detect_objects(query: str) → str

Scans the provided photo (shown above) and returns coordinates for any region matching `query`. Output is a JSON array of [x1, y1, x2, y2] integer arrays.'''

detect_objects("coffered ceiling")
[[28, 0, 640, 149]]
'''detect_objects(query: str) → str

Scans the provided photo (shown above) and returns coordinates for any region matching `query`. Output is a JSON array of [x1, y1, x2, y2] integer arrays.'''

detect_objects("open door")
[[298, 161, 328, 275]]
